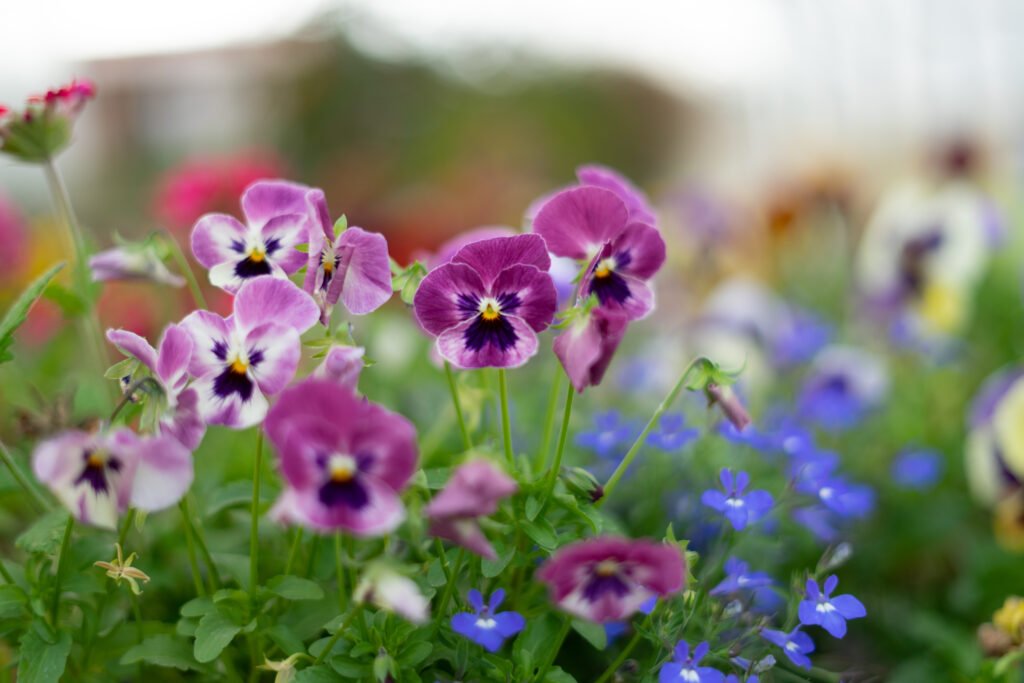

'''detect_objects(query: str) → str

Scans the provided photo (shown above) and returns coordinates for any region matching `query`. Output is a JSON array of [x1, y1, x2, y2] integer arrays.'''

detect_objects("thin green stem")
[[533, 616, 571, 682], [180, 495, 220, 591], [304, 536, 321, 579], [334, 533, 347, 612], [600, 357, 704, 504], [312, 605, 363, 666], [50, 515, 74, 626], [118, 507, 136, 549], [443, 361, 473, 451], [535, 369, 563, 476], [250, 429, 264, 594], [284, 527, 304, 576], [497, 368, 514, 466], [594, 610, 656, 683], [0, 558, 15, 584], [542, 383, 575, 500], [180, 508, 205, 597], [436, 546, 465, 617], [0, 438, 50, 512], [163, 229, 208, 310]]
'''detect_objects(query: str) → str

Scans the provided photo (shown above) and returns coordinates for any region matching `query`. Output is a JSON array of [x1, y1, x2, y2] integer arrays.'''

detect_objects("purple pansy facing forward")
[[106, 324, 205, 450], [554, 305, 629, 393], [701, 469, 773, 531], [760, 628, 815, 669], [537, 536, 685, 623], [33, 428, 193, 529], [302, 188, 392, 324], [425, 459, 517, 559], [709, 557, 773, 596], [413, 234, 557, 369], [658, 641, 725, 683], [181, 277, 319, 429], [533, 185, 665, 320], [191, 179, 310, 293], [450, 589, 525, 653], [265, 379, 418, 536], [798, 575, 866, 638]]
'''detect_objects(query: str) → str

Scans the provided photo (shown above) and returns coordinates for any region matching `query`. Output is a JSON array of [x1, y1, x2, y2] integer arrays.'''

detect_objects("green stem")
[[312, 605, 363, 666], [594, 611, 655, 683], [0, 558, 15, 584], [444, 361, 473, 451], [180, 507, 206, 597], [163, 229, 208, 310], [0, 438, 50, 512], [50, 515, 74, 626], [284, 527, 304, 576], [533, 616, 571, 682], [118, 507, 136, 549], [497, 368, 514, 466], [334, 533, 347, 612], [304, 536, 321, 579], [535, 369, 563, 476], [600, 358, 703, 504], [436, 546, 465, 617], [250, 429, 264, 594], [542, 383, 575, 500], [180, 495, 220, 591]]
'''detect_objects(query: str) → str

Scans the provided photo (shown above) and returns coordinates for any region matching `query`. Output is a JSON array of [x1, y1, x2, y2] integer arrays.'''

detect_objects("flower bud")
[[706, 382, 751, 431], [561, 466, 604, 503]]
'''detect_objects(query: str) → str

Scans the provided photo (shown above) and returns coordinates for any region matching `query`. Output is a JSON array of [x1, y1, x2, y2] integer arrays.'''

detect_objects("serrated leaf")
[[17, 627, 71, 683], [0, 262, 65, 365], [121, 634, 205, 671], [267, 575, 325, 601], [15, 511, 70, 555], [193, 611, 241, 663]]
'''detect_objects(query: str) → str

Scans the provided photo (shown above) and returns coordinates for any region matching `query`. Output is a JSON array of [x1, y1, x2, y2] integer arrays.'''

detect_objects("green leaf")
[[0, 584, 27, 619], [121, 634, 205, 671], [682, 356, 742, 391], [571, 619, 607, 651], [205, 480, 274, 516], [399, 641, 433, 666], [513, 614, 562, 678], [334, 214, 348, 235], [17, 628, 72, 683], [544, 666, 578, 682], [391, 261, 428, 305], [267, 575, 325, 601], [0, 262, 65, 365], [525, 495, 542, 521], [296, 666, 343, 683], [104, 357, 139, 381], [180, 597, 214, 618], [481, 541, 515, 578], [193, 611, 242, 663], [16, 511, 70, 555], [521, 519, 559, 550], [266, 623, 305, 656], [42, 282, 87, 317]]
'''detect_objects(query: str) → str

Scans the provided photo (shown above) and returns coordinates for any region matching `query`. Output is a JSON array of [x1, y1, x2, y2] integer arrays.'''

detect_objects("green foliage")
[[0, 262, 64, 365], [17, 626, 72, 683]]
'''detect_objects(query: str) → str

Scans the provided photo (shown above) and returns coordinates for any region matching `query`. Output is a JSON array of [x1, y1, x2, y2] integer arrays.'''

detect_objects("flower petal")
[[106, 329, 158, 373], [533, 186, 629, 259], [241, 179, 311, 228], [193, 374, 270, 429], [413, 263, 487, 337], [156, 324, 193, 388], [329, 227, 393, 315], [245, 322, 301, 396], [130, 435, 194, 511], [490, 264, 557, 332], [261, 213, 310, 274], [576, 164, 656, 224], [180, 310, 234, 378], [612, 222, 665, 280], [450, 233, 551, 284], [554, 307, 629, 393], [233, 277, 320, 334], [191, 213, 248, 269], [437, 314, 539, 369]]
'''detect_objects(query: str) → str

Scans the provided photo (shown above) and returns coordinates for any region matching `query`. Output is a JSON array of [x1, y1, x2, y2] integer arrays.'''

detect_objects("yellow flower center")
[[328, 454, 357, 483], [594, 257, 616, 279], [248, 248, 266, 263], [230, 358, 249, 375], [481, 303, 500, 321], [323, 259, 334, 274], [86, 450, 106, 468], [917, 281, 964, 333], [595, 559, 619, 577]]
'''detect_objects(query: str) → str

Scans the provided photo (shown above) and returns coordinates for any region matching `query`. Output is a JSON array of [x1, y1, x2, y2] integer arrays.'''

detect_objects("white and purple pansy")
[[190, 179, 310, 294], [32, 428, 193, 530], [533, 185, 666, 320], [413, 234, 557, 369], [537, 536, 685, 623], [302, 188, 392, 324], [181, 277, 319, 429], [265, 378, 418, 537], [106, 323, 205, 450]]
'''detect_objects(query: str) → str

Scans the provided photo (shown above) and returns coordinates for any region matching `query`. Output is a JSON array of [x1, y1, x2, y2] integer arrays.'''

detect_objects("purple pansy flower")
[[425, 459, 518, 559], [265, 379, 417, 536], [33, 428, 193, 529], [450, 589, 525, 652], [576, 164, 657, 224], [760, 628, 815, 669], [554, 305, 630, 393], [892, 449, 943, 489], [798, 575, 866, 638], [106, 324, 205, 450], [413, 234, 557, 369], [965, 368, 1024, 506], [647, 413, 700, 451], [423, 226, 516, 270], [533, 185, 665, 320], [658, 641, 725, 683], [302, 188, 392, 324], [181, 277, 319, 429], [191, 179, 310, 293], [537, 536, 685, 623], [89, 244, 185, 287], [701, 469, 773, 531], [313, 345, 365, 390], [709, 557, 773, 596]]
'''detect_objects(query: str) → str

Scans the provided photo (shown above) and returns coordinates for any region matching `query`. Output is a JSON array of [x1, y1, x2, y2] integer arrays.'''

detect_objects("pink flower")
[[554, 305, 630, 393], [537, 537, 685, 623], [265, 379, 418, 536], [313, 345, 365, 390], [425, 460, 518, 559], [0, 79, 96, 161]]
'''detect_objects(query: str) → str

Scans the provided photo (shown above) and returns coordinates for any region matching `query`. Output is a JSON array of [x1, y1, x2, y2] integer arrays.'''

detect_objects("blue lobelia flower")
[[659, 641, 726, 683], [891, 449, 943, 489], [450, 589, 525, 652], [575, 410, 640, 460], [701, 469, 774, 531], [710, 557, 774, 596], [798, 575, 866, 638], [647, 413, 700, 451], [760, 627, 815, 669]]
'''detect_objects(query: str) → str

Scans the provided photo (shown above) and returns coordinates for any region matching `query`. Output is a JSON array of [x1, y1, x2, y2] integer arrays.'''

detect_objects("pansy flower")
[[106, 323, 205, 449], [798, 575, 866, 638], [313, 345, 365, 390], [709, 557, 773, 596], [450, 589, 525, 652], [301, 188, 392, 324], [965, 368, 1024, 506], [190, 179, 310, 293], [413, 234, 557, 369], [537, 536, 684, 623], [554, 304, 629, 393], [760, 628, 814, 669], [354, 563, 429, 624], [658, 641, 725, 683], [90, 243, 185, 288], [420, 226, 516, 270], [701, 469, 773, 531], [534, 186, 665, 319], [181, 277, 319, 429], [265, 378, 417, 536], [33, 428, 193, 529], [425, 459, 517, 559]]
